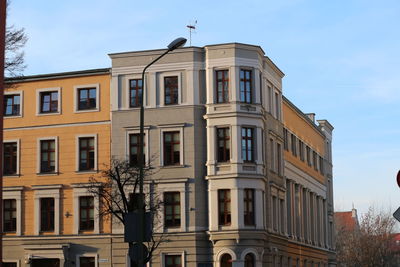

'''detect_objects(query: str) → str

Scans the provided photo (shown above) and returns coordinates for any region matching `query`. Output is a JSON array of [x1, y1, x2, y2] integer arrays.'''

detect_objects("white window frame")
[[160, 251, 185, 267], [126, 127, 150, 166], [72, 184, 100, 234], [36, 87, 62, 116], [159, 124, 185, 167], [74, 84, 100, 113], [156, 180, 188, 233], [3, 139, 20, 176], [3, 186, 23, 235], [76, 253, 98, 267], [159, 72, 182, 106], [75, 134, 98, 172], [32, 184, 61, 235], [37, 137, 59, 175], [2, 260, 20, 267], [4, 90, 23, 118]]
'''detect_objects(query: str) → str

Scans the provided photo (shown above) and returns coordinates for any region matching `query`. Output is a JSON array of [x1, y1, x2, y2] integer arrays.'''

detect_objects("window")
[[306, 146, 311, 166], [163, 131, 180, 166], [272, 196, 278, 231], [269, 138, 274, 171], [277, 143, 282, 175], [40, 198, 54, 231], [283, 128, 288, 151], [275, 92, 280, 119], [79, 137, 95, 171], [79, 196, 94, 231], [3, 263, 17, 267], [3, 142, 17, 175], [164, 192, 181, 227], [79, 257, 95, 267], [240, 69, 252, 103], [291, 134, 297, 157], [217, 128, 230, 162], [4, 94, 20, 116], [78, 88, 97, 110], [216, 70, 229, 103], [40, 140, 56, 173], [313, 151, 318, 171], [299, 140, 305, 161], [319, 156, 324, 175], [165, 255, 182, 267], [129, 79, 142, 108], [40, 91, 58, 113], [129, 133, 145, 166], [241, 127, 254, 162], [164, 76, 178, 105], [218, 189, 231, 226], [3, 199, 16, 232], [244, 189, 255, 225], [220, 254, 232, 267], [244, 254, 255, 267]]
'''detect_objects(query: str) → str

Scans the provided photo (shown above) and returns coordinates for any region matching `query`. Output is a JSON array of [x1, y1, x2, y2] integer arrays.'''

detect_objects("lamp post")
[[136, 37, 186, 266]]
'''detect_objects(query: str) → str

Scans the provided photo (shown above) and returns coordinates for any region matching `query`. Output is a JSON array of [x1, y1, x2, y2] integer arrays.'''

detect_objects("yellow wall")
[[3, 73, 111, 236], [283, 100, 325, 183]]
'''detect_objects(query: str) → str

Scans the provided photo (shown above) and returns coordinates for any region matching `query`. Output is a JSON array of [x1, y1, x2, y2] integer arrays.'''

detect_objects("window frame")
[[72, 184, 99, 234], [78, 137, 96, 171], [3, 140, 20, 176], [216, 69, 229, 103], [3, 187, 22, 235], [74, 84, 100, 113], [4, 91, 23, 117], [239, 69, 253, 103], [36, 87, 61, 116], [76, 134, 98, 172], [164, 76, 179, 105], [40, 197, 55, 232], [76, 253, 98, 267], [79, 196, 95, 231], [3, 199, 17, 233], [126, 128, 150, 166], [241, 127, 254, 163], [243, 189, 255, 226], [218, 189, 231, 226], [160, 72, 182, 106], [217, 127, 230, 163], [37, 137, 58, 174], [164, 191, 181, 228], [129, 78, 143, 108]]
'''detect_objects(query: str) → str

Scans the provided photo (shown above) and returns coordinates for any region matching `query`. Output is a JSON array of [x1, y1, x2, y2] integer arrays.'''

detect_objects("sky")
[[7, 0, 400, 217]]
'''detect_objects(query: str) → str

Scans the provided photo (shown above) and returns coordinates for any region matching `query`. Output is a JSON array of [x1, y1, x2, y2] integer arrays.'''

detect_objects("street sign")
[[393, 206, 400, 223], [397, 170, 400, 188]]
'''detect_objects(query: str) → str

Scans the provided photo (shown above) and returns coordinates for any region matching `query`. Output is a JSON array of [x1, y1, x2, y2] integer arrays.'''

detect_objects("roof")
[[335, 211, 359, 232]]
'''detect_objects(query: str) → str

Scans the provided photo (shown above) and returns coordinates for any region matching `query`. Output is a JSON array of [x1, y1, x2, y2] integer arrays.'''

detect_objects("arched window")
[[220, 254, 232, 267], [244, 253, 255, 267]]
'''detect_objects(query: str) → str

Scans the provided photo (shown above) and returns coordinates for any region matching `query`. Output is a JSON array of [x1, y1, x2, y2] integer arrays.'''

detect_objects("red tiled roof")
[[335, 211, 358, 232]]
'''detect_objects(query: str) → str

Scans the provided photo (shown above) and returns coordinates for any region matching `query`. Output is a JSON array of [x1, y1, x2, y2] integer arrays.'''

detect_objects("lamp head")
[[167, 37, 187, 51]]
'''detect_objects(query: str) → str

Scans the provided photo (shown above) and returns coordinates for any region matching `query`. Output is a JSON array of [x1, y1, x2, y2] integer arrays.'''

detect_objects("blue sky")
[[7, 0, 400, 215]]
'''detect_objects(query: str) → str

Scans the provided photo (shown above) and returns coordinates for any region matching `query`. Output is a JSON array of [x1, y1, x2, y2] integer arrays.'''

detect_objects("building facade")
[[3, 42, 335, 266]]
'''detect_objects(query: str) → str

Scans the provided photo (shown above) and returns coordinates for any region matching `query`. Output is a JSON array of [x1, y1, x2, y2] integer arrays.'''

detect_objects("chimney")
[[305, 113, 315, 123], [352, 208, 357, 219]]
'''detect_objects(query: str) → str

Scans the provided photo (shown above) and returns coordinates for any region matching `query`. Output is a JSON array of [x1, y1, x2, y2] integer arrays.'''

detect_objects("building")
[[3, 69, 112, 266], [3, 42, 335, 266]]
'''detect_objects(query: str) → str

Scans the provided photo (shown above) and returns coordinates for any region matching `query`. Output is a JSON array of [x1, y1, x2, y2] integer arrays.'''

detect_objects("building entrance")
[[31, 259, 60, 267]]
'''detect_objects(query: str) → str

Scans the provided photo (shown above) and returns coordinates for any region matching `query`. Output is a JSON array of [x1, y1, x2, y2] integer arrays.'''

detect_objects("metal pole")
[[0, 0, 7, 264], [137, 49, 170, 267]]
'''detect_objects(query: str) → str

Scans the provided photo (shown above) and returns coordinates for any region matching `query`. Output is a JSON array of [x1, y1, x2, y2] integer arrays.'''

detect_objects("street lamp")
[[136, 37, 187, 266]]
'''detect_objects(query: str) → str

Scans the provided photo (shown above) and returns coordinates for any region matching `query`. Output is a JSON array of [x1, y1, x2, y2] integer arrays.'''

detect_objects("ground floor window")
[[220, 254, 232, 267]]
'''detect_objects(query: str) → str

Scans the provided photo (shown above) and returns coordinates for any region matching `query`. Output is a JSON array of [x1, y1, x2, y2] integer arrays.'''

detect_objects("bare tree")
[[5, 0, 27, 77], [336, 207, 398, 267], [88, 158, 165, 265]]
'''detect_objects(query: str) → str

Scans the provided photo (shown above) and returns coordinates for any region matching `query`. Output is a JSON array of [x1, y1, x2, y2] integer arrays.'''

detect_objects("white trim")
[[75, 134, 98, 172], [160, 251, 185, 267], [159, 71, 182, 106], [76, 253, 98, 267], [72, 185, 100, 234], [126, 129, 150, 165], [159, 126, 184, 167], [3, 187, 23, 235], [5, 120, 110, 131], [73, 83, 100, 113], [4, 90, 23, 118], [37, 137, 59, 174], [33, 187, 61, 235], [36, 87, 62, 116], [215, 248, 237, 267], [2, 259, 20, 267], [3, 139, 21, 176]]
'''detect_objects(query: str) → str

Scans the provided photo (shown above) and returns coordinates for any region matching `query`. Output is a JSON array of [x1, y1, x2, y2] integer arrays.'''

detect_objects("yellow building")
[[3, 68, 112, 266]]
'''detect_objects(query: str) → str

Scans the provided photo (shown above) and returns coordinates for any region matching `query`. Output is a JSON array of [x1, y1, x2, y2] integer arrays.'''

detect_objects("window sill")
[[37, 112, 61, 116], [4, 114, 22, 118], [76, 170, 98, 174], [3, 174, 20, 178], [160, 164, 185, 169], [37, 172, 59, 176], [74, 108, 99, 113]]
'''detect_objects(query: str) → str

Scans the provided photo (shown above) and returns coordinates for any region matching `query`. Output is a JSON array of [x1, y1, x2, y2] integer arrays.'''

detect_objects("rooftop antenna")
[[186, 20, 197, 46]]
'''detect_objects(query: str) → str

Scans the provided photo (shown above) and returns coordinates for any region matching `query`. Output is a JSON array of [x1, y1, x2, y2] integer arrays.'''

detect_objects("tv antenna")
[[186, 20, 197, 46]]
